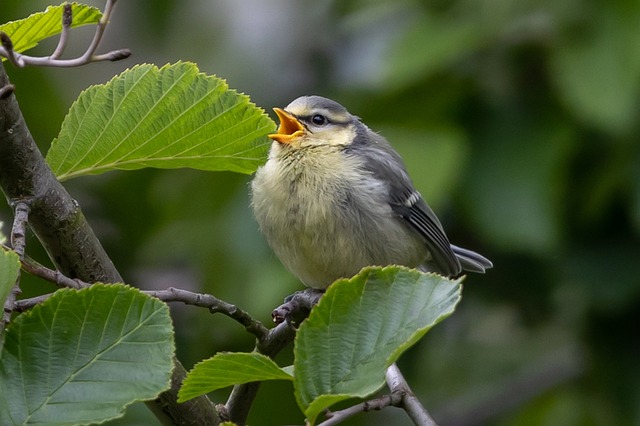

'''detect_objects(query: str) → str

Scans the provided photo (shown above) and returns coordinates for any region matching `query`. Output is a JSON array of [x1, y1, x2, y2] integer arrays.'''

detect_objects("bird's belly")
[[260, 186, 424, 288], [251, 153, 426, 288]]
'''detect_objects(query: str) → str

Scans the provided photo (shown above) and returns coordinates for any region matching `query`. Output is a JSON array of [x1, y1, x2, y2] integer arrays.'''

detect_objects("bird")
[[251, 95, 492, 289]]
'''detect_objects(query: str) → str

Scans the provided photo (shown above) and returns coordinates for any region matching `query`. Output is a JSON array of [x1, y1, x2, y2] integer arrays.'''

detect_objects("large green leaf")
[[293, 266, 462, 424], [0, 284, 175, 425], [0, 249, 20, 324], [178, 352, 293, 403], [0, 3, 102, 56], [46, 62, 274, 181]]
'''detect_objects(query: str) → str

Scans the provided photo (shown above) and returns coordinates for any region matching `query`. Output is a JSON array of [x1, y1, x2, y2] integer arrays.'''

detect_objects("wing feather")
[[349, 128, 462, 276]]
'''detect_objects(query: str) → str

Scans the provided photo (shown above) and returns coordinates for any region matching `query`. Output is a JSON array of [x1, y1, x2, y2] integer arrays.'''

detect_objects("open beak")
[[268, 108, 305, 144]]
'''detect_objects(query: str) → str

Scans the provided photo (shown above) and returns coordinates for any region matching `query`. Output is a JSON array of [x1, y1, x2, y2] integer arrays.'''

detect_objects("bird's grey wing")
[[350, 132, 462, 277]]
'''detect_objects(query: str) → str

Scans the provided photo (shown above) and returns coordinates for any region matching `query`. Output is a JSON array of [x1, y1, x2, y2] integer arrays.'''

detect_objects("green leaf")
[[0, 3, 102, 56], [178, 352, 293, 403], [46, 62, 274, 181], [293, 266, 462, 424], [0, 249, 20, 321], [0, 284, 175, 425]]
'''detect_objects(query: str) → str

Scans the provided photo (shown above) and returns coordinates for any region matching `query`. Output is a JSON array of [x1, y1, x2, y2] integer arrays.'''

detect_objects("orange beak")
[[268, 108, 305, 144]]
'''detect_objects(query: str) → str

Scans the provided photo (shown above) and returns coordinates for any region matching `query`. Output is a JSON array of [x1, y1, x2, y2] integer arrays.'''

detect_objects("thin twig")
[[386, 363, 438, 426], [24, 255, 86, 289], [318, 393, 405, 426], [6, 250, 269, 340], [224, 320, 297, 424], [80, 0, 117, 62], [0, 33, 19, 67], [51, 4, 72, 59], [2, 201, 31, 326], [14, 294, 51, 312], [223, 289, 320, 424], [0, 0, 130, 68], [147, 288, 269, 340], [10, 201, 30, 259], [0, 83, 15, 99]]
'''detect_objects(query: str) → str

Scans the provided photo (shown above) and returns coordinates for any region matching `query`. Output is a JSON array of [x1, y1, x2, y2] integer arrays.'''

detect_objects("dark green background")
[[2, 1, 639, 424]]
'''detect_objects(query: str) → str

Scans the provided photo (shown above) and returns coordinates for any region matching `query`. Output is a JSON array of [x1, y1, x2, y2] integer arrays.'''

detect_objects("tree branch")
[[318, 393, 405, 426], [386, 363, 438, 426], [50, 4, 72, 59], [272, 288, 324, 325], [1, 201, 29, 326], [315, 363, 439, 426], [221, 289, 324, 424], [6, 236, 298, 425], [0, 62, 218, 426], [6, 250, 270, 341], [0, 0, 131, 68], [148, 288, 270, 340], [222, 288, 326, 424], [223, 320, 297, 425]]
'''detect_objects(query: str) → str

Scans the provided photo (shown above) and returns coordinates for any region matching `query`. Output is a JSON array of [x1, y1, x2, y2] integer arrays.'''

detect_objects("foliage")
[[0, 249, 19, 316], [178, 267, 461, 424], [2, 0, 639, 425], [179, 352, 293, 402], [46, 62, 274, 180], [0, 284, 175, 425], [294, 268, 461, 424], [0, 3, 101, 57]]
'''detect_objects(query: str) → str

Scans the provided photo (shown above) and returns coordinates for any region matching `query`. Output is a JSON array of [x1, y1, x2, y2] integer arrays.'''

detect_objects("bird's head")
[[268, 96, 358, 149]]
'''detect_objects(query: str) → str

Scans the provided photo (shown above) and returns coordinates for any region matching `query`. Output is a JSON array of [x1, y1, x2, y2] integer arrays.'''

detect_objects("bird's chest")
[[268, 149, 355, 230], [253, 148, 373, 241]]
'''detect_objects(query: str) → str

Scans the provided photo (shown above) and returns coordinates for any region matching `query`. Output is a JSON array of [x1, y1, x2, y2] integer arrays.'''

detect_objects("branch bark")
[[1, 201, 28, 327], [0, 61, 219, 426], [386, 363, 438, 426]]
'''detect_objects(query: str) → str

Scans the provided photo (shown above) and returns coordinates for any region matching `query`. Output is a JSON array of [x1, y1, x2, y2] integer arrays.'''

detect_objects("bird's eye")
[[311, 114, 327, 126]]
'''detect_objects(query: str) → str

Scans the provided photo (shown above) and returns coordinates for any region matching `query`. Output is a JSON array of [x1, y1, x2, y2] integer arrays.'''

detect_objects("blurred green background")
[[2, 0, 639, 425]]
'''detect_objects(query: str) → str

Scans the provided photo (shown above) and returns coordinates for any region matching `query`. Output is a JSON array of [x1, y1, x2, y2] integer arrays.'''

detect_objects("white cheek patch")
[[302, 126, 356, 147]]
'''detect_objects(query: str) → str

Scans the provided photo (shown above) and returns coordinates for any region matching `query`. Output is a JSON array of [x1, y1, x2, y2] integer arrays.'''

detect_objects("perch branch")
[[6, 249, 270, 340], [223, 320, 297, 424], [223, 288, 323, 424], [319, 393, 405, 426], [147, 288, 269, 340], [272, 288, 324, 325]]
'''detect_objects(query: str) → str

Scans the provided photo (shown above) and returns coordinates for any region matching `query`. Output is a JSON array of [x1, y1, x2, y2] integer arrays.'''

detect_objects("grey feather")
[[348, 125, 464, 277]]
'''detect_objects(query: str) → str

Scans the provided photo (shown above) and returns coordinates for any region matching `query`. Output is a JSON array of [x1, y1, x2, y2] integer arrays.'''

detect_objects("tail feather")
[[451, 244, 493, 274]]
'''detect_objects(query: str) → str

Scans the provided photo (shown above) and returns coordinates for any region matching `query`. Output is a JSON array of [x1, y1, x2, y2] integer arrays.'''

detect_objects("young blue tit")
[[251, 95, 492, 289]]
